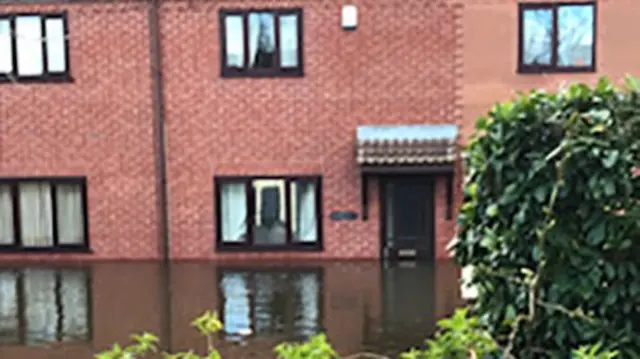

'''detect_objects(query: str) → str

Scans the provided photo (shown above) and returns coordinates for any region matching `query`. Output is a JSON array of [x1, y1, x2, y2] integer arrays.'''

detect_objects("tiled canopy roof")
[[356, 124, 458, 165]]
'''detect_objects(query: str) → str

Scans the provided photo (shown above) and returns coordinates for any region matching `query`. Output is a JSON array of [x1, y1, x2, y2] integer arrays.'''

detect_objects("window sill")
[[220, 69, 304, 79], [0, 246, 92, 254], [0, 73, 75, 84], [216, 244, 322, 253], [517, 66, 596, 75]]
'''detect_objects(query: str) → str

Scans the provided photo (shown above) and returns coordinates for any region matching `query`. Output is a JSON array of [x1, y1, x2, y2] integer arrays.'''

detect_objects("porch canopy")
[[355, 124, 458, 219], [356, 124, 458, 173]]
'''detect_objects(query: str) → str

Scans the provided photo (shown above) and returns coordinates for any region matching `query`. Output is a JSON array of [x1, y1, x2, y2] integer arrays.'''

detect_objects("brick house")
[[0, 0, 635, 262]]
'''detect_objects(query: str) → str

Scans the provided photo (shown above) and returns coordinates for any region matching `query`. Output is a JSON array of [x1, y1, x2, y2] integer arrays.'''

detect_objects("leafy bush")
[[95, 308, 619, 359], [94, 308, 498, 359], [400, 308, 497, 359], [453, 77, 640, 358]]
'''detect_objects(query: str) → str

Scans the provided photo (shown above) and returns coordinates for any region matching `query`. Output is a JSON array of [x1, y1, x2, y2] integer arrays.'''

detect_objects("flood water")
[[0, 260, 464, 358]]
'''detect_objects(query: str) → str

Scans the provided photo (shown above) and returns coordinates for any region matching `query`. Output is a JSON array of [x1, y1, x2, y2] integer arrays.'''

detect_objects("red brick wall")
[[0, 2, 159, 260], [161, 0, 463, 260], [462, 0, 640, 143]]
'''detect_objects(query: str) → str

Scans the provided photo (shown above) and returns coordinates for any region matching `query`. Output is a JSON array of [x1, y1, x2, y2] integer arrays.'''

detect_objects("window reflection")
[[522, 9, 553, 66], [519, 3, 595, 72], [0, 267, 91, 345], [0, 271, 19, 344], [219, 269, 322, 341], [557, 5, 594, 67]]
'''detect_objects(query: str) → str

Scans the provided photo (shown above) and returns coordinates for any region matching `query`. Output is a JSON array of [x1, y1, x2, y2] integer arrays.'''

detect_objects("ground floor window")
[[0, 177, 89, 252], [215, 176, 322, 250]]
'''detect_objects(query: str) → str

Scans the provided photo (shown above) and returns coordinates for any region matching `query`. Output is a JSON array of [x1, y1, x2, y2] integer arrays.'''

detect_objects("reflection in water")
[[219, 269, 321, 341], [0, 261, 463, 359], [0, 267, 91, 345]]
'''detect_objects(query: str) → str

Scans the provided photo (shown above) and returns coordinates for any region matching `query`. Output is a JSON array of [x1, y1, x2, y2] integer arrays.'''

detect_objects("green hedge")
[[454, 77, 640, 358]]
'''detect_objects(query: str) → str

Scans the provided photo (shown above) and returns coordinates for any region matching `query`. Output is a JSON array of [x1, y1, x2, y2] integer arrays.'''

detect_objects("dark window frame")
[[0, 177, 90, 253], [517, 2, 597, 74], [214, 175, 323, 252], [0, 11, 72, 84], [219, 8, 304, 78], [0, 266, 93, 345]]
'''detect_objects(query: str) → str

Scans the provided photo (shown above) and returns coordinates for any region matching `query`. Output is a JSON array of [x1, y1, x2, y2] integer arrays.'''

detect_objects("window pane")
[[60, 269, 89, 342], [290, 179, 317, 243], [15, 16, 44, 76], [249, 13, 275, 69], [279, 14, 299, 68], [0, 271, 19, 344], [557, 5, 594, 67], [55, 184, 85, 245], [0, 185, 14, 245], [220, 182, 247, 243], [0, 20, 12, 74], [522, 9, 553, 66], [45, 18, 66, 73], [252, 179, 286, 245], [224, 15, 244, 68], [19, 183, 54, 247], [24, 269, 57, 344]]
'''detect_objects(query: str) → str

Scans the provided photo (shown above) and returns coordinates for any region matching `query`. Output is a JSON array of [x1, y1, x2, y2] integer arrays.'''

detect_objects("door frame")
[[378, 175, 436, 261]]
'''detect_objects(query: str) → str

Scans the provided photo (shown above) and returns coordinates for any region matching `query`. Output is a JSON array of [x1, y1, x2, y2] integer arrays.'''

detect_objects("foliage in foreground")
[[96, 309, 617, 359], [453, 77, 640, 358]]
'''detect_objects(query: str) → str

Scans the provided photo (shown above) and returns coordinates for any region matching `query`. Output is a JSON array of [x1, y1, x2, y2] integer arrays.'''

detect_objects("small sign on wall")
[[329, 210, 358, 221]]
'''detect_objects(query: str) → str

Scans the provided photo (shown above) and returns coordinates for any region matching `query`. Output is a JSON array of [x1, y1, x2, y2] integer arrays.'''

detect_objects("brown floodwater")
[[0, 260, 464, 359]]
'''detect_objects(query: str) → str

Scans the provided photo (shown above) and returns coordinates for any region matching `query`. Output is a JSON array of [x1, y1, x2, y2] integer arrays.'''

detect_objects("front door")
[[381, 177, 435, 260]]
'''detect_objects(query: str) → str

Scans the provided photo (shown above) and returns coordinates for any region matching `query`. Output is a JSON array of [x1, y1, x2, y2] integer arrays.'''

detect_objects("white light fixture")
[[341, 4, 358, 31]]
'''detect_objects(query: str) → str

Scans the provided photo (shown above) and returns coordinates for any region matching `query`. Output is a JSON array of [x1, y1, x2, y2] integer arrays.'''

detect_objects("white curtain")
[[220, 273, 251, 337], [45, 18, 67, 73], [0, 185, 14, 245], [296, 182, 317, 242], [0, 271, 18, 343], [221, 183, 247, 242], [278, 14, 298, 68], [224, 15, 244, 67], [0, 20, 12, 74], [15, 16, 44, 76], [60, 270, 89, 341], [56, 184, 85, 245], [24, 269, 57, 344], [19, 183, 54, 247]]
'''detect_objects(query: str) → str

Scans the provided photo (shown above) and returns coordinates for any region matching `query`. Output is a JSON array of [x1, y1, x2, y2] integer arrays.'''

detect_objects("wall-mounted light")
[[341, 4, 358, 31]]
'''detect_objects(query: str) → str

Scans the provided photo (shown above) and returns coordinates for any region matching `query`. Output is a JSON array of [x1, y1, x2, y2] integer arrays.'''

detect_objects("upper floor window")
[[518, 2, 595, 73], [0, 13, 70, 83], [220, 8, 303, 78], [215, 176, 321, 251], [0, 177, 89, 252]]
